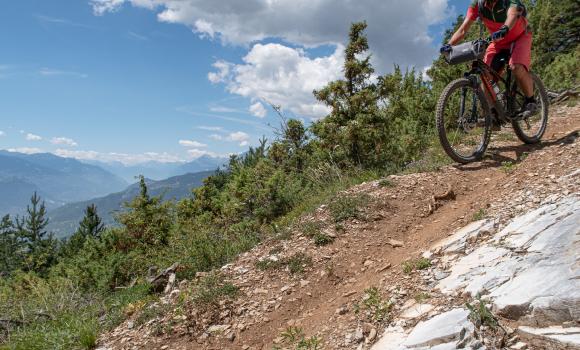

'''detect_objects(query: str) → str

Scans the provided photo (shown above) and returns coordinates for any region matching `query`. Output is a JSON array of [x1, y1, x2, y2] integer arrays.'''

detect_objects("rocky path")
[[99, 103, 579, 350]]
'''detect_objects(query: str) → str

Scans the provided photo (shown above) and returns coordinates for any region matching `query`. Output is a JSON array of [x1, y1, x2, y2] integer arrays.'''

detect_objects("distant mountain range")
[[0, 151, 128, 216], [84, 155, 229, 183], [47, 171, 214, 238]]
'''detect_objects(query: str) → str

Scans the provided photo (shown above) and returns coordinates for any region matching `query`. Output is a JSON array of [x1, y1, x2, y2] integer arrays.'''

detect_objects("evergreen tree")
[[16, 192, 58, 274], [78, 204, 105, 239], [115, 176, 173, 250], [313, 21, 383, 166], [61, 204, 105, 258], [527, 0, 580, 78], [0, 215, 23, 276]]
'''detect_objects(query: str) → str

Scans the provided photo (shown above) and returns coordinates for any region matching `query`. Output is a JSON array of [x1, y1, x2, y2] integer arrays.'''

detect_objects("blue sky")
[[0, 0, 468, 165]]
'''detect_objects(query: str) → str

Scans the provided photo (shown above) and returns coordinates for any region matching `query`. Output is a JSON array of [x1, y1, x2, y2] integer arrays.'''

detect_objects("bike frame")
[[463, 42, 527, 123]]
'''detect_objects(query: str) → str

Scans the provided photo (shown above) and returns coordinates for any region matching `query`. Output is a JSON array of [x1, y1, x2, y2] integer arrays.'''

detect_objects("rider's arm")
[[448, 17, 475, 45], [503, 6, 521, 30]]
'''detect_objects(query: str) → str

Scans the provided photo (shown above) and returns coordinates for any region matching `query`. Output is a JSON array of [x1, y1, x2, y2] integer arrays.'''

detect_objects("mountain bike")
[[436, 37, 549, 164]]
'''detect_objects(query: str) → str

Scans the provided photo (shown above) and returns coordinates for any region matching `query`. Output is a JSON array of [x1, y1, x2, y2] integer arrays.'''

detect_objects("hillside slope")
[[97, 103, 579, 350], [0, 151, 127, 215], [48, 171, 214, 238]]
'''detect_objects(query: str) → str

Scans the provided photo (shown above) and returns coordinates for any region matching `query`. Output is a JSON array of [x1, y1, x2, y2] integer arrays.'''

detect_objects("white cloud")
[[26, 133, 42, 141], [90, 0, 126, 15], [90, 0, 451, 70], [227, 131, 250, 147], [186, 148, 218, 159], [128, 31, 148, 41], [39, 68, 88, 79], [210, 134, 223, 141], [179, 139, 207, 148], [209, 106, 240, 113], [54, 149, 184, 165], [198, 126, 224, 131], [249, 101, 267, 118], [51, 137, 78, 147], [209, 43, 341, 118], [7, 147, 43, 154], [0, 131, 5, 136], [34, 14, 94, 29], [93, 0, 451, 119]]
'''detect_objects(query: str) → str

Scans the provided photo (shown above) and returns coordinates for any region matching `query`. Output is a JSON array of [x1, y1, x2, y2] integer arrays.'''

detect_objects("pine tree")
[[78, 204, 105, 239], [16, 192, 49, 246], [61, 204, 105, 258], [0, 215, 23, 276], [115, 176, 172, 250], [16, 192, 58, 274], [313, 21, 382, 166]]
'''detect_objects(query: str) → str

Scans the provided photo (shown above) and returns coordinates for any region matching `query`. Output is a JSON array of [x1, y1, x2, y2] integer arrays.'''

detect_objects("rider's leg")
[[512, 64, 533, 97], [509, 30, 536, 116]]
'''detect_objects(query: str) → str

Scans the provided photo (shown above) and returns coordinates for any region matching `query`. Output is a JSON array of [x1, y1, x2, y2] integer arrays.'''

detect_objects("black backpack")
[[477, 0, 527, 18]]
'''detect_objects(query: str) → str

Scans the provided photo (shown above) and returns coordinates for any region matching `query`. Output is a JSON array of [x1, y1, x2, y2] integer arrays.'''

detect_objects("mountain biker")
[[442, 0, 537, 127]]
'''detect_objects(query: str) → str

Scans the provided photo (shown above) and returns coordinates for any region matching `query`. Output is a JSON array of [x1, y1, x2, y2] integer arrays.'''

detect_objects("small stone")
[[366, 328, 377, 343], [354, 327, 364, 343], [387, 239, 404, 248], [510, 342, 528, 350], [160, 346, 169, 350], [343, 291, 357, 297], [336, 306, 349, 315]]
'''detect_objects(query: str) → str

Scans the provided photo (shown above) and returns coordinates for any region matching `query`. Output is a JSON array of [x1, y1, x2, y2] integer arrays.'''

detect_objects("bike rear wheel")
[[511, 72, 549, 144], [436, 78, 492, 164]]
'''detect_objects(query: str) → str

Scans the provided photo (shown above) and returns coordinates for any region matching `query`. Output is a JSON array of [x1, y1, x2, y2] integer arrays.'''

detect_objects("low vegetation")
[[466, 298, 499, 330], [402, 258, 432, 274], [255, 252, 313, 275], [277, 327, 323, 350], [1, 1, 577, 346], [354, 287, 393, 324]]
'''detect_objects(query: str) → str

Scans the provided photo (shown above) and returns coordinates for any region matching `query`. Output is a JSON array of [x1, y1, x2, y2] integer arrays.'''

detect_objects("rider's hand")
[[492, 25, 509, 41], [440, 44, 452, 54]]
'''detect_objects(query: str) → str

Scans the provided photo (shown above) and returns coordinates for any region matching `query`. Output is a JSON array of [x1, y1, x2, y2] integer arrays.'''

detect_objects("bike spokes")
[[441, 83, 488, 159]]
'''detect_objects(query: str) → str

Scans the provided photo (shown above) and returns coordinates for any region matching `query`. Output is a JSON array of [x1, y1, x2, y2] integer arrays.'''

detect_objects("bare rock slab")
[[517, 326, 580, 350]]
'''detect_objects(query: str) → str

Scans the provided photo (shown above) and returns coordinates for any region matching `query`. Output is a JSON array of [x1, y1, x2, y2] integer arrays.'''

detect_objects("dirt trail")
[[99, 103, 579, 350]]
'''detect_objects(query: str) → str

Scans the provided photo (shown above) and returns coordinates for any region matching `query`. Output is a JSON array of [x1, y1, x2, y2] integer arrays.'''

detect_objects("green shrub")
[[329, 194, 370, 223], [354, 287, 392, 323], [287, 253, 313, 275], [192, 273, 238, 306]]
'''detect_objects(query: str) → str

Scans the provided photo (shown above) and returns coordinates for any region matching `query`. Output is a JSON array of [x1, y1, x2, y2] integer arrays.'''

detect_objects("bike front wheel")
[[436, 78, 492, 164]]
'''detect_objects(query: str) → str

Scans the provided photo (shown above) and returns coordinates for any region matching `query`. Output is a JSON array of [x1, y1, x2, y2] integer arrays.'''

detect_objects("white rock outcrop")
[[373, 195, 580, 350]]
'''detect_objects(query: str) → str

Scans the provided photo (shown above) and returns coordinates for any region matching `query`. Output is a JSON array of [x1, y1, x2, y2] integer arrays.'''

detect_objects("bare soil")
[[100, 103, 579, 350]]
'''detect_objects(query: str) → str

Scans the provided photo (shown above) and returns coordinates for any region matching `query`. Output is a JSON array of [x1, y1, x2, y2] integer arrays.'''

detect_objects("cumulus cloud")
[[7, 147, 43, 154], [227, 131, 250, 147], [249, 101, 267, 118], [26, 133, 42, 141], [92, 0, 451, 118], [186, 148, 218, 159], [209, 43, 342, 118], [179, 139, 207, 148], [54, 149, 184, 165], [90, 0, 450, 69], [51, 137, 78, 147]]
